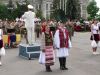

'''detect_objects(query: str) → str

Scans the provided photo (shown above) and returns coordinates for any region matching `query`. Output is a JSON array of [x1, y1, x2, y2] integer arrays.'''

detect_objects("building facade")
[[0, 0, 89, 19], [80, 0, 89, 19], [58, 0, 89, 19]]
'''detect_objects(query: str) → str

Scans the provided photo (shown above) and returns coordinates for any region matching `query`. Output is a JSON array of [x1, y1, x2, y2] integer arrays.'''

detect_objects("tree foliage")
[[52, 0, 60, 10], [52, 0, 80, 21], [15, 1, 28, 18], [87, 0, 99, 19], [0, 4, 8, 20], [7, 0, 15, 20], [66, 0, 80, 20], [52, 0, 66, 21], [0, 0, 30, 20], [53, 9, 66, 22], [36, 10, 44, 19]]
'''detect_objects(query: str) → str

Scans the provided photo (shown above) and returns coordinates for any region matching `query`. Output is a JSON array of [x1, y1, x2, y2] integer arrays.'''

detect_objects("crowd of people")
[[0, 18, 92, 39], [0, 18, 100, 63], [0, 19, 24, 35], [0, 4, 100, 73]]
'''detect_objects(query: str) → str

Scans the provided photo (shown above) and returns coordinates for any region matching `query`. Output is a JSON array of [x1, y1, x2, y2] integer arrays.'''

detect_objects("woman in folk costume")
[[90, 19, 100, 55], [40, 25, 55, 72], [0, 27, 3, 66], [54, 22, 71, 70], [41, 21, 47, 33]]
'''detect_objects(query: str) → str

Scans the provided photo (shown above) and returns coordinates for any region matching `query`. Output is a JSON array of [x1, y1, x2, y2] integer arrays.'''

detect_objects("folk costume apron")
[[45, 32, 54, 66]]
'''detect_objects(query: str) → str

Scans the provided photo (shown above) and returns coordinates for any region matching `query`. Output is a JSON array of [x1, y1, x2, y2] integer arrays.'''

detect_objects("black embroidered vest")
[[45, 32, 53, 46]]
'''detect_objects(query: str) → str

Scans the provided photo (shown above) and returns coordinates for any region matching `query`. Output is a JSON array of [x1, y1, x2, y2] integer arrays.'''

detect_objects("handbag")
[[39, 51, 45, 64], [97, 41, 100, 47], [0, 47, 5, 56], [91, 40, 97, 47]]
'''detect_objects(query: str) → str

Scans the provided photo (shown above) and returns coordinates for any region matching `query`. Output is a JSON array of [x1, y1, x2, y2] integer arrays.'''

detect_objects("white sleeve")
[[22, 12, 27, 19], [54, 30, 60, 48]]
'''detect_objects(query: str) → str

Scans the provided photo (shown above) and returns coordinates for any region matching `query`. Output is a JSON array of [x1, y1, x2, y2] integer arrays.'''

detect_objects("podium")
[[19, 44, 40, 60]]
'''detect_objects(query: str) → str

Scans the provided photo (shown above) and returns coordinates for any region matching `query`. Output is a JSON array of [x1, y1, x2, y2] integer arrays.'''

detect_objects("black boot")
[[46, 65, 52, 72], [59, 58, 64, 70], [63, 57, 68, 70]]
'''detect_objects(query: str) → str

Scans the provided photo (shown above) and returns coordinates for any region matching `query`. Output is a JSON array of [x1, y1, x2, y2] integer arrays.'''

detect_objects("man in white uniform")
[[22, 5, 36, 45]]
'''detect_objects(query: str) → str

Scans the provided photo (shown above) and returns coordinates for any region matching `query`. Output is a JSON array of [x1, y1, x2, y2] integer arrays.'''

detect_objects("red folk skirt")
[[45, 46, 54, 66], [90, 34, 100, 41]]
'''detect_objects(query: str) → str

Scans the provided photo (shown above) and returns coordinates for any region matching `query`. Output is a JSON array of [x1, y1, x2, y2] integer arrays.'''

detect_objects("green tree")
[[0, 0, 30, 20], [52, 0, 60, 10], [36, 10, 43, 19], [87, 0, 99, 20], [7, 0, 15, 20], [54, 9, 66, 22], [66, 0, 81, 20], [51, 0, 59, 19], [15, 0, 29, 18], [96, 14, 100, 21], [52, 0, 67, 21], [0, 4, 8, 20]]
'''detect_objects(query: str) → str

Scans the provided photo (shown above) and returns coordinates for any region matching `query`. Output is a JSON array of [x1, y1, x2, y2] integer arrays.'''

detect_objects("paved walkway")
[[0, 32, 100, 75]]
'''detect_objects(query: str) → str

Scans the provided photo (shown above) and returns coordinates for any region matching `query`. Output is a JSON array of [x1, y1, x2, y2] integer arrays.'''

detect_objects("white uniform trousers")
[[26, 27, 35, 44]]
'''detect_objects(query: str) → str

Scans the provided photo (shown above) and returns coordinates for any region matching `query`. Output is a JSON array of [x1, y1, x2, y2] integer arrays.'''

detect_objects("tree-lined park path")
[[0, 32, 100, 75]]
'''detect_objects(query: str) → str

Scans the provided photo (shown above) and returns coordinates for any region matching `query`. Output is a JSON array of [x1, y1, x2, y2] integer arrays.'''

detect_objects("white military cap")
[[27, 4, 33, 9]]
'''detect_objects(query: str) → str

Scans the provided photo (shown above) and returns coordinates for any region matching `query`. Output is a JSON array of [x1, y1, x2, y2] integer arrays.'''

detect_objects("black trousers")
[[45, 65, 50, 69], [59, 57, 66, 67], [45, 65, 52, 72]]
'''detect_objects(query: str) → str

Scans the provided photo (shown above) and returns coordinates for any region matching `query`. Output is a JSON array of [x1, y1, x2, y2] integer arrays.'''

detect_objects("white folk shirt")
[[54, 29, 69, 57], [22, 11, 35, 28], [91, 24, 99, 34], [54, 28, 66, 48]]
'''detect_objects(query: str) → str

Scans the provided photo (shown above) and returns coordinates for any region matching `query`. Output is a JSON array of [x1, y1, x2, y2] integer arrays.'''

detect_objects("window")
[[38, 4, 41, 10], [50, 4, 53, 10], [36, 4, 38, 9], [82, 5, 86, 10], [46, 4, 48, 10]]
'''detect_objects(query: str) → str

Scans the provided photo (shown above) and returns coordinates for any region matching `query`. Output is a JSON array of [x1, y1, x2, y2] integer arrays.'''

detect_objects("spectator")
[[0, 27, 3, 65], [90, 19, 100, 55]]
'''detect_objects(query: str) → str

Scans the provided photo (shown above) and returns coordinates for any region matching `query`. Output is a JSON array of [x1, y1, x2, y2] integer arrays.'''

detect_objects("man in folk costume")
[[22, 5, 36, 45], [54, 22, 71, 70], [40, 25, 55, 72]]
